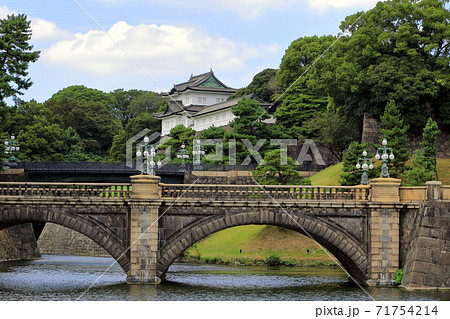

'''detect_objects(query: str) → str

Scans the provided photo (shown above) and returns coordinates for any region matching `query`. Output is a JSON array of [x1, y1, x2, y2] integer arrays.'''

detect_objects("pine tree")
[[339, 142, 377, 186], [403, 150, 435, 186], [420, 118, 440, 179], [253, 149, 309, 185], [0, 14, 40, 104], [378, 100, 410, 177]]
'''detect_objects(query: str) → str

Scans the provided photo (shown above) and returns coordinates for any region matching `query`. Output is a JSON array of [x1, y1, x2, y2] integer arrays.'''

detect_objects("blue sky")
[[1, 0, 386, 102]]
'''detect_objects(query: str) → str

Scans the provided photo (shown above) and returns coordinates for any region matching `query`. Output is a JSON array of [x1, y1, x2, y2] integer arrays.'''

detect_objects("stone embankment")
[[402, 196, 449, 289], [37, 223, 109, 257], [0, 224, 41, 262]]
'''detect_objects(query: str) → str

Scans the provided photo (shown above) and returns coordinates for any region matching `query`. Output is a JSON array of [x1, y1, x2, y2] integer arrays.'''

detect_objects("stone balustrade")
[[160, 184, 371, 201], [1, 180, 447, 203], [0, 182, 132, 198]]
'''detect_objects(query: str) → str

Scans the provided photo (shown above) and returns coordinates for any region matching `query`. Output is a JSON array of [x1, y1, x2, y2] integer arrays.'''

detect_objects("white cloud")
[[0, 6, 14, 19], [1, 6, 71, 41], [30, 18, 72, 41], [43, 21, 280, 79]]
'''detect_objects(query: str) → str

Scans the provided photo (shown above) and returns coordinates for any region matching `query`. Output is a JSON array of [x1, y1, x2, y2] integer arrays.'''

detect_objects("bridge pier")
[[367, 178, 401, 286], [126, 175, 162, 284]]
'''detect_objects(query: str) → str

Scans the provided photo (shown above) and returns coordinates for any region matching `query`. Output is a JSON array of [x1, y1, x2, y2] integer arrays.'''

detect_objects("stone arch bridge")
[[0, 176, 447, 286]]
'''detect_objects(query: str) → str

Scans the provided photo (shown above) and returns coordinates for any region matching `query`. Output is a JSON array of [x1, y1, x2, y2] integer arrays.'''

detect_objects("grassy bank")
[[309, 159, 449, 186], [183, 225, 338, 267]]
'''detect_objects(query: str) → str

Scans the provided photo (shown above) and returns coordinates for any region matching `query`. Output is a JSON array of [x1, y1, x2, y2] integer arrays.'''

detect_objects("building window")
[[203, 97, 207, 104]]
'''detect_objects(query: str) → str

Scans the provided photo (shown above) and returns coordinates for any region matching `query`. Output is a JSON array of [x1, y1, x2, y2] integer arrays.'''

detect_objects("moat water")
[[0, 254, 448, 301]]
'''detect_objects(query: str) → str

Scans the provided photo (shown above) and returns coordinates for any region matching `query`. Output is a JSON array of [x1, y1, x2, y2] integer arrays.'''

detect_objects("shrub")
[[394, 269, 403, 285], [265, 254, 282, 266], [282, 259, 296, 266]]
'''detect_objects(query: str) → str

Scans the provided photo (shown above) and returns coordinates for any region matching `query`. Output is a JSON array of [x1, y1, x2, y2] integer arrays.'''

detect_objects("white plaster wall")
[[192, 109, 236, 131]]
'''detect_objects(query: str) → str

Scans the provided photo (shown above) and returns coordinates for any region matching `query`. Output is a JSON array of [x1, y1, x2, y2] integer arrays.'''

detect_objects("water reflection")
[[0, 255, 448, 301]]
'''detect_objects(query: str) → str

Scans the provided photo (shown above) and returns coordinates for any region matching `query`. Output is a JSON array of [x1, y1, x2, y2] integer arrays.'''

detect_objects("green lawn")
[[184, 225, 337, 266], [309, 163, 343, 186]]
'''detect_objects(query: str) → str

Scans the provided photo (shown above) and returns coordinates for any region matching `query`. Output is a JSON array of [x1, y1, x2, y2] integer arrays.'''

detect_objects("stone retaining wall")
[[0, 224, 41, 262], [361, 114, 450, 158], [402, 200, 449, 289], [0, 170, 40, 262], [37, 223, 109, 257]]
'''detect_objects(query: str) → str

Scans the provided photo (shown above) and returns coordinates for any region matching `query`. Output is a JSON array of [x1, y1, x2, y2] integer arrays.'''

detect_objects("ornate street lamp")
[[136, 136, 161, 175], [177, 142, 189, 172], [375, 138, 395, 178], [192, 138, 205, 171], [356, 150, 374, 185], [4, 134, 20, 169]]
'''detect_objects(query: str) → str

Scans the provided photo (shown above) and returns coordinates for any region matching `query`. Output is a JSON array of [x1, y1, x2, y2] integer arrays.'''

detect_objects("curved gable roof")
[[164, 70, 236, 95]]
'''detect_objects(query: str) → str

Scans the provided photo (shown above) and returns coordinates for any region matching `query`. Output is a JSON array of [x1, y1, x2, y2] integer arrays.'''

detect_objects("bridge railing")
[[160, 184, 370, 201], [0, 182, 132, 199]]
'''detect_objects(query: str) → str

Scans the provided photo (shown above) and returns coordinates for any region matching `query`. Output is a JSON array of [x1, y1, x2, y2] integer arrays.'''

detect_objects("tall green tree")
[[228, 68, 277, 102], [109, 89, 147, 126], [339, 142, 377, 186], [319, 0, 450, 130], [274, 79, 328, 137], [129, 91, 166, 115], [51, 85, 116, 109], [420, 117, 441, 178], [276, 35, 336, 89], [226, 98, 271, 164], [403, 150, 435, 185], [0, 14, 40, 106], [303, 106, 357, 161], [45, 98, 114, 155], [377, 100, 410, 177]]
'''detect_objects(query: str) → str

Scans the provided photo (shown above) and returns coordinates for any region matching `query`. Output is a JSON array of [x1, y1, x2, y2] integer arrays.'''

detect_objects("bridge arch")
[[0, 206, 130, 272], [158, 210, 369, 284]]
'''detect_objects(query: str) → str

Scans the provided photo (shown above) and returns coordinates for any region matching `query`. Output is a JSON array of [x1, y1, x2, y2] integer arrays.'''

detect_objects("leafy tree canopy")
[[109, 89, 147, 125], [320, 0, 450, 130], [50, 85, 117, 112], [129, 91, 166, 116], [228, 68, 278, 102], [276, 35, 336, 90], [274, 79, 328, 136], [45, 98, 114, 154], [303, 106, 358, 162]]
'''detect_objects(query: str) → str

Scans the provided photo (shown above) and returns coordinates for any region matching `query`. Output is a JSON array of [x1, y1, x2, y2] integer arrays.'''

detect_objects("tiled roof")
[[153, 101, 203, 119], [192, 93, 270, 117], [163, 70, 236, 95]]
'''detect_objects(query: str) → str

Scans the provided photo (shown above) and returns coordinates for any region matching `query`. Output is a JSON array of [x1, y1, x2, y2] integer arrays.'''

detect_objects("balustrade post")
[[367, 178, 401, 286], [426, 181, 441, 200], [369, 177, 401, 203], [127, 175, 162, 284]]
